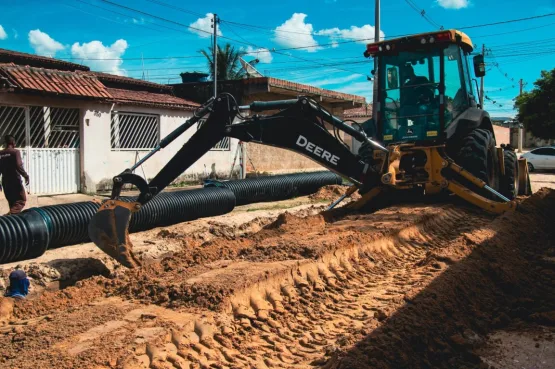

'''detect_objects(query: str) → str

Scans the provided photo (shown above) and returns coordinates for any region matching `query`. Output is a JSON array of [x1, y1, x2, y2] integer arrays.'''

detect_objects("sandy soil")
[[0, 185, 554, 369]]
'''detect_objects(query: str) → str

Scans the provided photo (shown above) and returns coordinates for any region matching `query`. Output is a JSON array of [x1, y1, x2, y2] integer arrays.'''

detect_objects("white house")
[[0, 48, 238, 195]]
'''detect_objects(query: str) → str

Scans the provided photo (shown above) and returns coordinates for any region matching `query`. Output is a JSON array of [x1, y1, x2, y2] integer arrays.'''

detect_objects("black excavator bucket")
[[88, 200, 141, 268]]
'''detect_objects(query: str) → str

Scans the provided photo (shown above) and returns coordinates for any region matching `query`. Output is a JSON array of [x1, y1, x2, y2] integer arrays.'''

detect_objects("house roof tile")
[[344, 104, 373, 118], [0, 63, 111, 98], [90, 71, 173, 91], [0, 48, 89, 72], [106, 88, 199, 110], [242, 77, 366, 104]]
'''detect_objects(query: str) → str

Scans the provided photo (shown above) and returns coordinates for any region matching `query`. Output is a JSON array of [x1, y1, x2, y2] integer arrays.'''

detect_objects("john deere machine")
[[89, 29, 530, 267]]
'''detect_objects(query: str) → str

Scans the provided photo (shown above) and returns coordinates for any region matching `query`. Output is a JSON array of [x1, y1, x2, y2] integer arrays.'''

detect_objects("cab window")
[[443, 44, 467, 121]]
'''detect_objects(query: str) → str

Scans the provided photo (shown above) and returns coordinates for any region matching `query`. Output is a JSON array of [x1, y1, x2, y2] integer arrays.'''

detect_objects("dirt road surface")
[[0, 185, 554, 369]]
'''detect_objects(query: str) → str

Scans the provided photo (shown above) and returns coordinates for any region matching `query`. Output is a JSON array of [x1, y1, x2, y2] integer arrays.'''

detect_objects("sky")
[[0, 0, 554, 117]]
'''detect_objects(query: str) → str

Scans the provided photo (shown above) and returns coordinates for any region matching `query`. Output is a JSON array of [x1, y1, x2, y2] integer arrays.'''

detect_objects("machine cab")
[[365, 30, 484, 144]]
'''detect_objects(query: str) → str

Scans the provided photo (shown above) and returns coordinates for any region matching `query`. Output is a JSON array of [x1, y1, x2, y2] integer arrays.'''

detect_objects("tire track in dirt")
[[6, 189, 554, 369], [114, 206, 491, 369]]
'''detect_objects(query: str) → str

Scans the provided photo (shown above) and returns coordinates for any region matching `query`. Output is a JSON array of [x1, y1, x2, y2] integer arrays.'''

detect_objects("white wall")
[[81, 103, 238, 193]]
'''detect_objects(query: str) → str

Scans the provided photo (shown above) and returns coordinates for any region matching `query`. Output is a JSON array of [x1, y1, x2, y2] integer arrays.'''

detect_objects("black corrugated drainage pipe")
[[124, 187, 236, 232], [204, 170, 343, 205], [0, 171, 341, 264], [0, 210, 49, 264]]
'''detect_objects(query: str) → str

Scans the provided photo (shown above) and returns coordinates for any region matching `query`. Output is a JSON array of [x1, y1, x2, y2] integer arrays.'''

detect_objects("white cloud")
[[436, 0, 469, 9], [132, 17, 145, 24], [0, 25, 7, 40], [316, 24, 385, 44], [335, 81, 373, 101], [274, 13, 320, 52], [28, 30, 64, 56], [310, 74, 361, 87], [189, 13, 222, 38], [12, 29, 18, 39], [71, 39, 128, 76], [245, 46, 273, 63]]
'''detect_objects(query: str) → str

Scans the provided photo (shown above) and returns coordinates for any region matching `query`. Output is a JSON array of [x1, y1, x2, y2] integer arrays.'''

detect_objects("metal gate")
[[0, 105, 80, 195]]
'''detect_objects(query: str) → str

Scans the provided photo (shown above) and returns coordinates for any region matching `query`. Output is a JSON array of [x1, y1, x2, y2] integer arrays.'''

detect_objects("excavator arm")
[[89, 93, 386, 267]]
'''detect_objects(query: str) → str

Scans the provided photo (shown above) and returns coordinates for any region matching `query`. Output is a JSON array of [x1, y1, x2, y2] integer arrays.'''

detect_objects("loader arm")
[[89, 93, 384, 267]]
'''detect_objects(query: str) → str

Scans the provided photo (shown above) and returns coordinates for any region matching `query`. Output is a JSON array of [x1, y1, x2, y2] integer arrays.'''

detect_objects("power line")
[[221, 22, 371, 77], [100, 0, 213, 36], [403, 0, 443, 30], [472, 21, 555, 39], [459, 12, 555, 29], [144, 0, 204, 17], [60, 3, 555, 62]]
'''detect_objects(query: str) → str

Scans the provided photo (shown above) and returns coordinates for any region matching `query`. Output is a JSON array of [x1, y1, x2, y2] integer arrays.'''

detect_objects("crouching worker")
[[4, 270, 30, 299], [0, 135, 30, 215]]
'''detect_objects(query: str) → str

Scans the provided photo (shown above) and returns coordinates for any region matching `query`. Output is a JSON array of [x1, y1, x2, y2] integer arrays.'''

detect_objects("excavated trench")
[[0, 187, 554, 369]]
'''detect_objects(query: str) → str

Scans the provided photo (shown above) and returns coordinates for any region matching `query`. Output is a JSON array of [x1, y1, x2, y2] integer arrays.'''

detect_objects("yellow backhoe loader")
[[88, 29, 530, 268]]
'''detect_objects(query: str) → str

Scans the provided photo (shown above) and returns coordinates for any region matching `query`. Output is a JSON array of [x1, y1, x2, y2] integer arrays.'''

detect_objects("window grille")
[[0, 105, 80, 148], [197, 118, 230, 151], [29, 106, 80, 148], [0, 105, 26, 146], [111, 112, 159, 150]]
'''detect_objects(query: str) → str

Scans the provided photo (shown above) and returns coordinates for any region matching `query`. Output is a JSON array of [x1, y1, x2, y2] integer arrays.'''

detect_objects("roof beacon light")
[[378, 45, 383, 52], [385, 44, 391, 50], [421, 38, 427, 44], [436, 31, 451, 41], [429, 36, 435, 44]]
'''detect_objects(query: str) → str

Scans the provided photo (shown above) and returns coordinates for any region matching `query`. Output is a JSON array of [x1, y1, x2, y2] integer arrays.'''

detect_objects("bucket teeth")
[[88, 200, 141, 268]]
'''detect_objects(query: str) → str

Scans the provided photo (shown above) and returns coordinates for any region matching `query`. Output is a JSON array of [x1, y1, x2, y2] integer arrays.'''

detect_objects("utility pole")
[[517, 78, 525, 153], [479, 44, 485, 108], [372, 0, 380, 109], [212, 13, 218, 98]]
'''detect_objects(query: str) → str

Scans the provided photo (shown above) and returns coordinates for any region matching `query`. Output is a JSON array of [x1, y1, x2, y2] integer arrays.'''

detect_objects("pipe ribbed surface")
[[205, 171, 343, 205], [0, 171, 339, 264], [284, 171, 343, 196], [0, 210, 49, 264], [30, 202, 101, 248], [124, 187, 236, 232]]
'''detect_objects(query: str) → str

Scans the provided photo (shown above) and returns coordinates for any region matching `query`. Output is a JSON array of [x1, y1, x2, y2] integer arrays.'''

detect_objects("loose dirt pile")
[[0, 189, 554, 368]]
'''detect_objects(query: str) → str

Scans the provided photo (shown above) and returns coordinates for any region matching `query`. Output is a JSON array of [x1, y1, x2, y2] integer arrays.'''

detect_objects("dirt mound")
[[2, 189, 555, 369], [309, 184, 362, 201], [326, 188, 555, 369]]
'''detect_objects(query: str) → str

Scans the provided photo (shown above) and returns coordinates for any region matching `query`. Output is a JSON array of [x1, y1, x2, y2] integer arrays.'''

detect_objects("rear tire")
[[500, 150, 518, 200], [456, 129, 500, 198], [527, 162, 535, 172], [357, 141, 379, 195]]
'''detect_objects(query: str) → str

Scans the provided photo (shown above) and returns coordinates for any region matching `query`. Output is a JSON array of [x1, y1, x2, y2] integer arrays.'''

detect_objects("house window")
[[111, 112, 160, 150], [29, 106, 80, 148], [197, 118, 231, 151]]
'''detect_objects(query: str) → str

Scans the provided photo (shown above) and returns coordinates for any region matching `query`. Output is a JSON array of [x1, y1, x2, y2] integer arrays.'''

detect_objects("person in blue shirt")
[[4, 269, 30, 299]]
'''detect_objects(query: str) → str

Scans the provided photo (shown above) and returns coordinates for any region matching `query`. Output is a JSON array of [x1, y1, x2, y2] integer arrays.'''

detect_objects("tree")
[[515, 68, 555, 140], [200, 43, 246, 81]]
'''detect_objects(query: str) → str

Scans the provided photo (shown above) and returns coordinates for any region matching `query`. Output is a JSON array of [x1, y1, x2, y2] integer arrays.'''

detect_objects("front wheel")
[[527, 162, 535, 172], [456, 128, 500, 198]]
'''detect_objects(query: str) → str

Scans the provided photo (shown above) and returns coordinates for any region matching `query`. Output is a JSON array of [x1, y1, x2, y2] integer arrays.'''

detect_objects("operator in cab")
[[401, 64, 431, 106]]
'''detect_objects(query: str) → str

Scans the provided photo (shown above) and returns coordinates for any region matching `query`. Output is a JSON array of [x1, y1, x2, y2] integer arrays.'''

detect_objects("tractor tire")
[[357, 141, 379, 195], [456, 128, 500, 197], [500, 150, 519, 200]]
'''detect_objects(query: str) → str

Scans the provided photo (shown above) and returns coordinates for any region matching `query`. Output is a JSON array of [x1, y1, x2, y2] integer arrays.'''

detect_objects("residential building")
[[0, 48, 238, 195]]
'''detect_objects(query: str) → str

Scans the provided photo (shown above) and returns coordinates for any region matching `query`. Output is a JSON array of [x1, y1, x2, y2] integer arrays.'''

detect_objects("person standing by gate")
[[0, 135, 29, 215]]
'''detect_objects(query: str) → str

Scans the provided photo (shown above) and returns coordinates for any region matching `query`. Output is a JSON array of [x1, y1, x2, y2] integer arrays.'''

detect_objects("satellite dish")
[[239, 57, 264, 78]]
